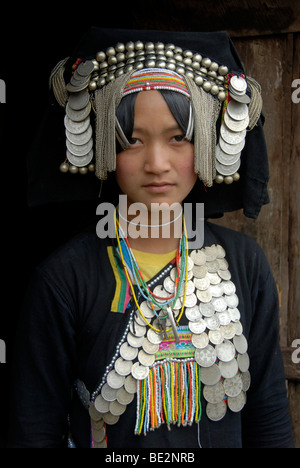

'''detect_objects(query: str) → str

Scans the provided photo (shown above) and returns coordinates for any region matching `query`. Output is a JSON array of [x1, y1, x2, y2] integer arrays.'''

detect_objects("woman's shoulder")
[[36, 230, 111, 283], [204, 221, 271, 281]]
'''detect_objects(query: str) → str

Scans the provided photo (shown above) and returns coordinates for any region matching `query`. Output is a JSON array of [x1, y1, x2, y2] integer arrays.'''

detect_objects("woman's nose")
[[143, 143, 171, 174]]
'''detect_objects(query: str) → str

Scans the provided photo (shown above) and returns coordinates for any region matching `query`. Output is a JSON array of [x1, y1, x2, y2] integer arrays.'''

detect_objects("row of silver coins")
[[91, 42, 229, 101], [215, 75, 250, 184], [89, 244, 250, 428], [61, 61, 95, 173]]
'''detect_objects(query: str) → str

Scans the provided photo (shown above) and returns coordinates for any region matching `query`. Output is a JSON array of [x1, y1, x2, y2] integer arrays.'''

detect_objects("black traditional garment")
[[9, 222, 293, 448], [12, 27, 293, 449]]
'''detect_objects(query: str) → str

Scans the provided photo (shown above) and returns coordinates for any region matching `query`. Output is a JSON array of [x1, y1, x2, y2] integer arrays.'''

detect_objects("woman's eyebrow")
[[132, 124, 183, 134]]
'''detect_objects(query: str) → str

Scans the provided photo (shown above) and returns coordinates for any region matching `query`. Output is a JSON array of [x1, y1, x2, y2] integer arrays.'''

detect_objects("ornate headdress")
[[51, 38, 262, 188], [28, 28, 269, 218]]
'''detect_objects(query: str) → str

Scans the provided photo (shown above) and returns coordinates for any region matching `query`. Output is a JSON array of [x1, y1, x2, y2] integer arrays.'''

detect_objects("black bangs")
[[115, 90, 192, 152], [116, 93, 138, 150], [160, 90, 191, 137]]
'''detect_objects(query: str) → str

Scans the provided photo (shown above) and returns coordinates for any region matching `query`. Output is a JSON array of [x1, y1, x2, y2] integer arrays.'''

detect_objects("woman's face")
[[116, 90, 197, 212]]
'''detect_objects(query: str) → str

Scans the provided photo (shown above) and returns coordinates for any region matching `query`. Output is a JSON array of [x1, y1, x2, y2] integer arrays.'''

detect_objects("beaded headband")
[[116, 68, 194, 150], [122, 68, 190, 97], [51, 40, 263, 186]]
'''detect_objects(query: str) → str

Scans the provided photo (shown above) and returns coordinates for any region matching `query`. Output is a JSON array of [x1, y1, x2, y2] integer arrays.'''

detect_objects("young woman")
[[9, 28, 294, 448]]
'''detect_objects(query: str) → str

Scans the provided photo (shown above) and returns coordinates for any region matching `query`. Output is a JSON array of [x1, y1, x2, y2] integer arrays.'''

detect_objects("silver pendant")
[[166, 306, 180, 344]]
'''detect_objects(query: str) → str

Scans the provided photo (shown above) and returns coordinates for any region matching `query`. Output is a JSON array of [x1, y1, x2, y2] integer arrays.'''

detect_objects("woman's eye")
[[128, 137, 141, 146], [172, 135, 185, 142]]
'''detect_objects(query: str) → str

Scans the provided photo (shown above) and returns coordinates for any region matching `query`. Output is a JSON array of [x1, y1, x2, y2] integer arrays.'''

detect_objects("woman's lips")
[[143, 183, 175, 193]]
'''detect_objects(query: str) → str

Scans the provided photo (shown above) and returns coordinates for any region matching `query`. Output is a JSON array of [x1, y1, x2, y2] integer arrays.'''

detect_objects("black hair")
[[115, 90, 192, 152]]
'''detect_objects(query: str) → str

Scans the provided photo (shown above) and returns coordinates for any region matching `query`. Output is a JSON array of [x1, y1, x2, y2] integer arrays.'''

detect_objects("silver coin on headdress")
[[219, 136, 245, 156], [224, 111, 249, 132], [215, 158, 241, 177], [68, 90, 90, 110], [66, 125, 93, 146], [227, 100, 249, 121], [64, 115, 91, 134], [66, 148, 91, 168], [220, 123, 246, 145], [76, 60, 95, 77], [67, 150, 94, 167], [66, 101, 91, 122], [66, 79, 90, 93], [66, 137, 93, 157], [230, 75, 247, 94]]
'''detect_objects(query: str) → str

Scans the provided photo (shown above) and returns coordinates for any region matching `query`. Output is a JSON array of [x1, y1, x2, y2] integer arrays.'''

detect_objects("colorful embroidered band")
[[123, 68, 190, 98]]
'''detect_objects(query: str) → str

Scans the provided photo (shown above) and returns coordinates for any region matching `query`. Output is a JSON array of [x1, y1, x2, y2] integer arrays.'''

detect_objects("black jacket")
[[9, 222, 294, 448]]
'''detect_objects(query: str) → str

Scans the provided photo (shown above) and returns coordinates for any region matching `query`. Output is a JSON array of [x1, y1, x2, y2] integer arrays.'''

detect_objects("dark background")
[[1, 1, 299, 447]]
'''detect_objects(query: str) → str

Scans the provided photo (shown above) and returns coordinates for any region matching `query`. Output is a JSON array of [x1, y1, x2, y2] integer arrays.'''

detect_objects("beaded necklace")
[[114, 207, 189, 334]]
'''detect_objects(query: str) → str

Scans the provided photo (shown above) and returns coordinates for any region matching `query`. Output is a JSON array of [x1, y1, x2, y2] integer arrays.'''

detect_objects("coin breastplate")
[[88, 244, 250, 447]]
